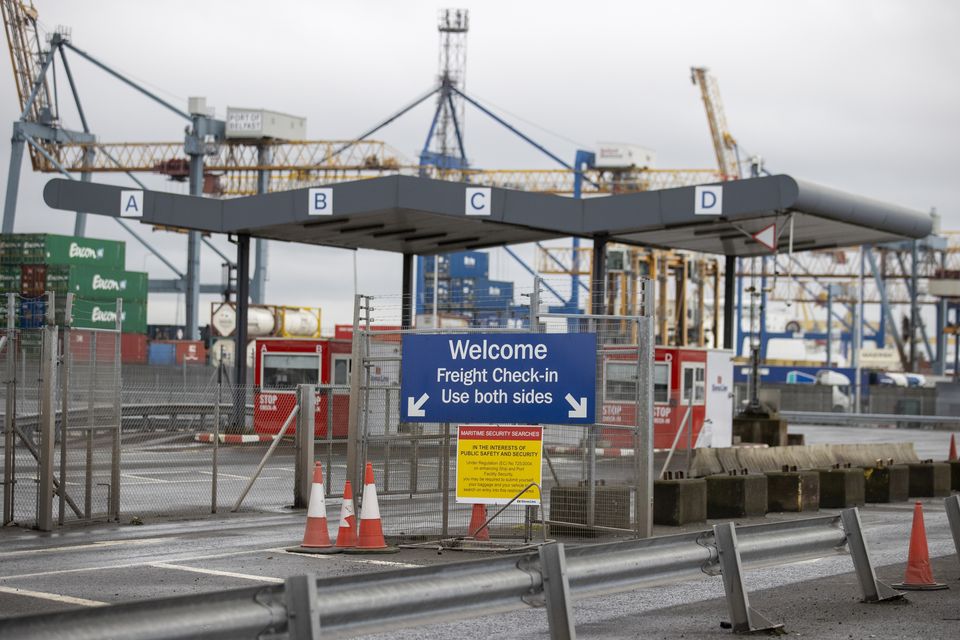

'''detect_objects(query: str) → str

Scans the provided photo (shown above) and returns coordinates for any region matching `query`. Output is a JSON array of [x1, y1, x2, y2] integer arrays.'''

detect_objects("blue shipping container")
[[148, 342, 176, 366]]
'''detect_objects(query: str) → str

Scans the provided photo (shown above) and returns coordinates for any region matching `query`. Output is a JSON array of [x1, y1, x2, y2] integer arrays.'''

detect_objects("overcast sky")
[[2, 0, 957, 329]]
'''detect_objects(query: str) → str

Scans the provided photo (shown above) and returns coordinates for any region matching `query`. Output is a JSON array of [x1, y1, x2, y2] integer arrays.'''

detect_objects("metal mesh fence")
[[59, 326, 120, 524], [350, 277, 655, 541], [1, 324, 46, 527]]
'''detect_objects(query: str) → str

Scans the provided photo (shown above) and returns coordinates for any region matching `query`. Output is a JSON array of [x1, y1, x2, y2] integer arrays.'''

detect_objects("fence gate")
[[1, 293, 121, 530], [345, 277, 655, 540]]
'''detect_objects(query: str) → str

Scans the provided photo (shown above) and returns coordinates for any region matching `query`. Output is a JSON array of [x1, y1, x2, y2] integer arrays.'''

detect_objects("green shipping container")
[[0, 233, 125, 268], [67, 266, 148, 302], [0, 264, 19, 293], [64, 299, 147, 333]]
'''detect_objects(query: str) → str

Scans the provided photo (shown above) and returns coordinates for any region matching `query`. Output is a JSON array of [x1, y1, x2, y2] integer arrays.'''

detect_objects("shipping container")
[[225, 107, 306, 140], [0, 264, 20, 293], [153, 340, 207, 365], [0, 233, 125, 268], [67, 299, 148, 334], [19, 264, 46, 297], [121, 333, 148, 364], [278, 307, 321, 338], [65, 266, 148, 302], [210, 302, 277, 337], [148, 342, 176, 366], [64, 330, 122, 362]]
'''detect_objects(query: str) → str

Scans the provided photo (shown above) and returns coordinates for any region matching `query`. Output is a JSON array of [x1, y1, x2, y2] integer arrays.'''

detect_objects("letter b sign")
[[308, 188, 333, 216]]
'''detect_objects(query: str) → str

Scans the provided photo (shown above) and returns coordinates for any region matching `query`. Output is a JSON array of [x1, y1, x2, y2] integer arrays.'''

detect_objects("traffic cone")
[[892, 502, 948, 590], [288, 462, 338, 554], [334, 480, 357, 548], [948, 434, 957, 462], [349, 462, 398, 553], [468, 504, 490, 541]]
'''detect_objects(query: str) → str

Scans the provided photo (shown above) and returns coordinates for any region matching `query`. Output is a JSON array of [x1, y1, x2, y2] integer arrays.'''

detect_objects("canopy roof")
[[43, 174, 932, 256]]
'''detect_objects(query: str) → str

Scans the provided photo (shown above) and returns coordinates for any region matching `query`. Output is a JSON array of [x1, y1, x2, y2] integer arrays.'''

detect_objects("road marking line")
[[271, 548, 420, 568], [149, 562, 284, 583], [0, 547, 284, 581], [0, 585, 106, 607], [197, 471, 280, 480], [121, 473, 171, 484], [0, 538, 167, 558]]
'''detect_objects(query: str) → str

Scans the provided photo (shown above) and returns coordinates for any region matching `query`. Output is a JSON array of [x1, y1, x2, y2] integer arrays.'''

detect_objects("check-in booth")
[[253, 329, 401, 437], [600, 346, 733, 450], [253, 337, 353, 437]]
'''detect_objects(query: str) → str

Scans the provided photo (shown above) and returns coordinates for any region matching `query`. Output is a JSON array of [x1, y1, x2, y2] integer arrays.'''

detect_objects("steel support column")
[[252, 144, 270, 304], [1, 132, 24, 234], [402, 254, 414, 328], [723, 255, 735, 350], [73, 148, 95, 237], [591, 235, 607, 315], [910, 240, 919, 370], [233, 234, 250, 428], [186, 151, 203, 340]]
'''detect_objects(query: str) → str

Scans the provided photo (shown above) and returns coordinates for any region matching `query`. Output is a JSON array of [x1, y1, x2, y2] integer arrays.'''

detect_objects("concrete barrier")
[[863, 464, 909, 503], [706, 473, 768, 518], [819, 466, 865, 508], [766, 470, 819, 512], [907, 461, 951, 497]]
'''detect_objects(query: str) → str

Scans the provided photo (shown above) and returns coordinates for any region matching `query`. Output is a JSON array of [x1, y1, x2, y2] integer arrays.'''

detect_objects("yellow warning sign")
[[456, 425, 543, 505]]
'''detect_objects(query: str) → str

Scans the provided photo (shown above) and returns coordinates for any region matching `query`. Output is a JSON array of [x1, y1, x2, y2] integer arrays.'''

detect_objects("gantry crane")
[[690, 66, 741, 180], [2, 0, 725, 337]]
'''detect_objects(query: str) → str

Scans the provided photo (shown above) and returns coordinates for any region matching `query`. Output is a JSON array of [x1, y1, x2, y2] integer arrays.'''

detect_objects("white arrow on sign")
[[407, 393, 429, 418], [565, 393, 588, 419]]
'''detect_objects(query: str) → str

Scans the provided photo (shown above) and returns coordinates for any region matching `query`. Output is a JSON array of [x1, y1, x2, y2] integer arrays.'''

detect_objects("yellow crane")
[[2, 1, 722, 197], [690, 66, 740, 179]]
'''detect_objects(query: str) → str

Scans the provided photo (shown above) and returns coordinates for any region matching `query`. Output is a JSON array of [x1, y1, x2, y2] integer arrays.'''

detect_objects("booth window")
[[262, 353, 320, 389], [654, 362, 669, 403], [333, 355, 352, 386], [605, 360, 670, 403], [681, 363, 706, 405]]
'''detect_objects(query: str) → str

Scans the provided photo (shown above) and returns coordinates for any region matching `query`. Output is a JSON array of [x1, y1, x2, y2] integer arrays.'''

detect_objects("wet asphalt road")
[[0, 423, 957, 637]]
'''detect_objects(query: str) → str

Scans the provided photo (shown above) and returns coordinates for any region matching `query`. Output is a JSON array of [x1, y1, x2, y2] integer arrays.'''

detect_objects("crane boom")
[[1, 0, 50, 122], [690, 66, 739, 179]]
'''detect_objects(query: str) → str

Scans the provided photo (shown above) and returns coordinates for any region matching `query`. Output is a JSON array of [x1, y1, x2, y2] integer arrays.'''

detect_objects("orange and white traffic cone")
[[948, 434, 957, 462], [289, 462, 338, 554], [334, 480, 357, 549], [468, 504, 490, 541], [349, 462, 397, 553], [892, 502, 947, 590]]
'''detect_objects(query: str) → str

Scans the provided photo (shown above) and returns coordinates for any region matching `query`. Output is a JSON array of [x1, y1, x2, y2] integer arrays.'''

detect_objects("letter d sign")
[[694, 185, 723, 215], [465, 187, 491, 216]]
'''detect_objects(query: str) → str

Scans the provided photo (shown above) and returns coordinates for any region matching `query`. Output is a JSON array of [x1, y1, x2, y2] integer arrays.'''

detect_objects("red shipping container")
[[176, 340, 206, 365], [20, 264, 46, 297], [121, 333, 148, 364], [65, 329, 120, 362]]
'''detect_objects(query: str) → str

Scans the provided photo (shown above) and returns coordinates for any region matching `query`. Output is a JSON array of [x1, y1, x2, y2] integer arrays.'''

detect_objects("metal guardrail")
[[0, 509, 905, 640], [0, 402, 255, 432], [782, 410, 960, 427]]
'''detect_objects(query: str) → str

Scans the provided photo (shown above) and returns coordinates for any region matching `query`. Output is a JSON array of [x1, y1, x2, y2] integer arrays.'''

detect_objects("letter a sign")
[[120, 190, 143, 218], [694, 185, 722, 215]]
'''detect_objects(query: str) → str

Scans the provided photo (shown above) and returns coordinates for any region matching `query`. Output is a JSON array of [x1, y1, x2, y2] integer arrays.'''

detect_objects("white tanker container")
[[209, 337, 256, 369], [210, 302, 276, 337], [279, 307, 321, 338]]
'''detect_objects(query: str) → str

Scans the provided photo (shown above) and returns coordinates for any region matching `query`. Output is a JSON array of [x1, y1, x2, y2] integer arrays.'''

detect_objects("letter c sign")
[[694, 185, 723, 215], [465, 187, 491, 216]]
